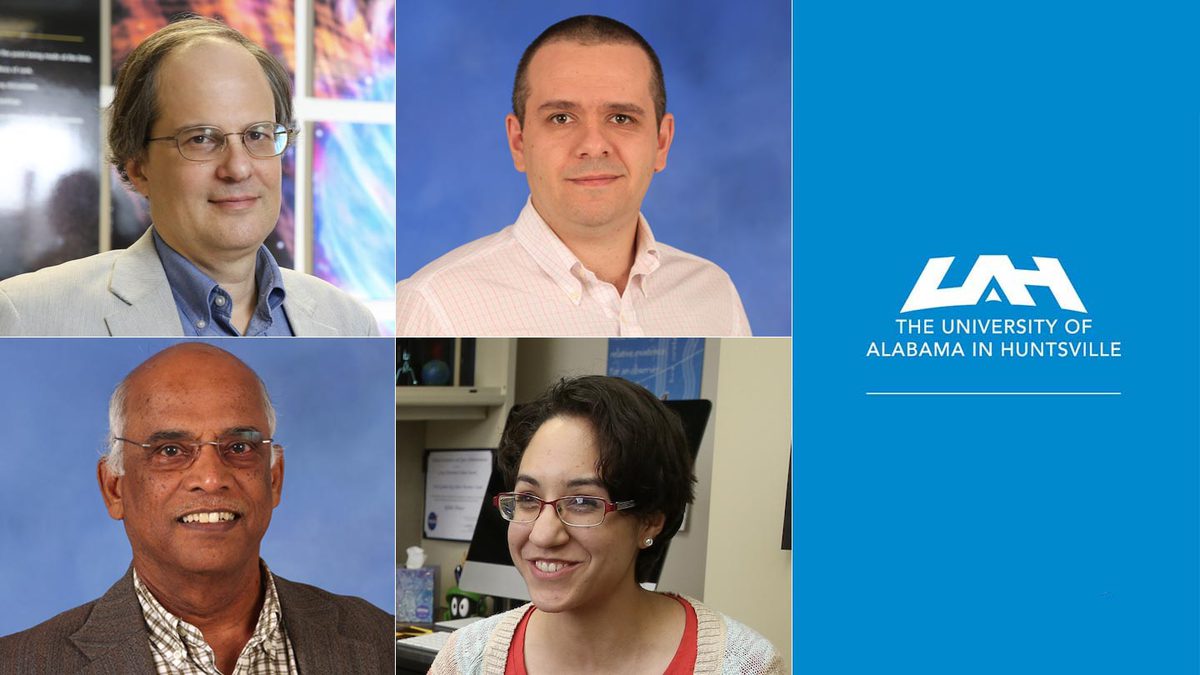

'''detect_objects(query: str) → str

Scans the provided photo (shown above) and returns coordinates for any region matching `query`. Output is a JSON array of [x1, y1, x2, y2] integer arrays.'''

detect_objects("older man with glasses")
[[0, 343, 393, 673], [0, 16, 378, 336]]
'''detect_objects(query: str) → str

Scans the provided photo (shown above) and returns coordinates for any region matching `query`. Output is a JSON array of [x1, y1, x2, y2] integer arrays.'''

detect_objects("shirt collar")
[[152, 228, 287, 335], [133, 563, 289, 668], [511, 197, 661, 303], [629, 212, 661, 298]]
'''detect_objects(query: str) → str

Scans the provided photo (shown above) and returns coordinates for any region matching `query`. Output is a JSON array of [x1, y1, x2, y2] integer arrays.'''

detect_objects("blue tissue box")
[[396, 566, 435, 622]]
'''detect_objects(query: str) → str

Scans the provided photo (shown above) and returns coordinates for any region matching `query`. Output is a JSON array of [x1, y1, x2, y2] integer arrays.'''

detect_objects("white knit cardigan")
[[428, 594, 785, 674]]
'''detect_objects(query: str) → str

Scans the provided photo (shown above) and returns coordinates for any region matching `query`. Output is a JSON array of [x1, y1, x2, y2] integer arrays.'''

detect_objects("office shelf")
[[395, 386, 507, 421]]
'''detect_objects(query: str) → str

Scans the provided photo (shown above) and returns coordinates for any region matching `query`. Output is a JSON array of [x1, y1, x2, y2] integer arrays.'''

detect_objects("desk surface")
[[397, 618, 485, 674], [397, 639, 438, 674]]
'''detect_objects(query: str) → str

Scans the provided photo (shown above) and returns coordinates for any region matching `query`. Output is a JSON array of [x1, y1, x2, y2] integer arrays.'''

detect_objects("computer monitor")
[[458, 399, 712, 602]]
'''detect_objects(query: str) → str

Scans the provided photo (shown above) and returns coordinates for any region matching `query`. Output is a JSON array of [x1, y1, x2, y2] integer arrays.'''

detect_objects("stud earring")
[[643, 537, 654, 547]]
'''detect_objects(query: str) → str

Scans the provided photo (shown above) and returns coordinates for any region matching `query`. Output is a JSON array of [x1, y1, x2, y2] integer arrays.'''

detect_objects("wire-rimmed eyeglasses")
[[493, 492, 636, 528], [146, 122, 294, 161], [114, 430, 273, 471]]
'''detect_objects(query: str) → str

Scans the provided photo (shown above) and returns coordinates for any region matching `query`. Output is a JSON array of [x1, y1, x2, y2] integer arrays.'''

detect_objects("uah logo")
[[901, 255, 1086, 314]]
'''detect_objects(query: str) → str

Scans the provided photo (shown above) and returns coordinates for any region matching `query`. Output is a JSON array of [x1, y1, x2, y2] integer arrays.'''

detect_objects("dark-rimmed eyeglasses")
[[493, 492, 636, 528], [146, 122, 293, 161], [114, 430, 273, 471]]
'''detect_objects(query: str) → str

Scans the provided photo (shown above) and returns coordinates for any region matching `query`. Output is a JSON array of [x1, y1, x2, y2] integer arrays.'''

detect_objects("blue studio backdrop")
[[796, 1, 1198, 673], [397, 1, 792, 336], [0, 339, 395, 636]]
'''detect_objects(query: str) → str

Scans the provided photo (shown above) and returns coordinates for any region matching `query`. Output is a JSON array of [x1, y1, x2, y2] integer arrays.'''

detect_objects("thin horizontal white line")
[[866, 392, 1121, 396]]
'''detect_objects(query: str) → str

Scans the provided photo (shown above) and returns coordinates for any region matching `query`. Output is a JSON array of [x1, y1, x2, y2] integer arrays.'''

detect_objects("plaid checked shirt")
[[396, 198, 753, 337], [133, 566, 299, 675]]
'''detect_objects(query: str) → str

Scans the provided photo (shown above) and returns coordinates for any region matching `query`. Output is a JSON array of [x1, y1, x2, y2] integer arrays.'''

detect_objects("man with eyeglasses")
[[0, 16, 378, 336], [0, 343, 393, 673]]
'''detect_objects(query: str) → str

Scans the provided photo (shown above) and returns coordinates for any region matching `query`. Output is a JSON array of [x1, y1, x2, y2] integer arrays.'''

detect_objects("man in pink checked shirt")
[[396, 15, 751, 337]]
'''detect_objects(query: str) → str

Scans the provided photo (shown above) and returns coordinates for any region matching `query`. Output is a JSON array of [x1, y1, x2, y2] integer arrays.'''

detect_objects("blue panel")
[[0, 339, 395, 635], [796, 1, 1199, 673], [607, 338, 705, 400], [397, 2, 792, 335]]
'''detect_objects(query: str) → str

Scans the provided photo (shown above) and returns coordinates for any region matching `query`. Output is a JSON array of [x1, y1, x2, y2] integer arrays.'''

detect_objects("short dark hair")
[[108, 15, 293, 186], [498, 376, 695, 583], [511, 15, 667, 127]]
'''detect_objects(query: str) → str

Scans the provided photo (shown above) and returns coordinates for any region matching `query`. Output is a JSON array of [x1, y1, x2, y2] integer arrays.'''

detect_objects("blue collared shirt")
[[153, 229, 293, 336]]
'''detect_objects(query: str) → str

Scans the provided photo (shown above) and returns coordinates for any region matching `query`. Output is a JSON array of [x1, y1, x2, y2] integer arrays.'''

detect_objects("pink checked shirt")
[[396, 200, 751, 336]]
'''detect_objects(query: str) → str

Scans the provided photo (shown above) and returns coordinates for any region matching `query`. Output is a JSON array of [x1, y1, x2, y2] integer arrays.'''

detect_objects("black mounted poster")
[[0, 2, 100, 279]]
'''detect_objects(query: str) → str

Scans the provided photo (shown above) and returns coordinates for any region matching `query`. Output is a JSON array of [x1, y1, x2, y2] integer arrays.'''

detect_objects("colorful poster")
[[0, 1, 101, 278], [313, 0, 395, 101], [312, 120, 396, 333]]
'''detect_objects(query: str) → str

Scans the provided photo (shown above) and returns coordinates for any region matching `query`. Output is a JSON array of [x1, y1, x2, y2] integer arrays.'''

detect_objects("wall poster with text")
[[0, 2, 101, 279]]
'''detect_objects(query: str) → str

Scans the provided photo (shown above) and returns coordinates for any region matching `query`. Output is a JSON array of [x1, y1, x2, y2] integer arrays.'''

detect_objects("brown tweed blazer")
[[0, 566, 393, 674]]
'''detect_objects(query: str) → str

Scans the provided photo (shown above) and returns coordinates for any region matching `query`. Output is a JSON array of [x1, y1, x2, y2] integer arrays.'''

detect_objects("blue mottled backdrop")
[[0, 339, 394, 636], [397, 2, 792, 335]]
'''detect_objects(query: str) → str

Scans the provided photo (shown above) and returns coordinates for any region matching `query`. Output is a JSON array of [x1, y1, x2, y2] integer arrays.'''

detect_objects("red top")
[[505, 595, 699, 674]]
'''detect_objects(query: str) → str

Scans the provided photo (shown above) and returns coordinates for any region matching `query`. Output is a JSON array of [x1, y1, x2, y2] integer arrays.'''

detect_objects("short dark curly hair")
[[498, 375, 695, 583]]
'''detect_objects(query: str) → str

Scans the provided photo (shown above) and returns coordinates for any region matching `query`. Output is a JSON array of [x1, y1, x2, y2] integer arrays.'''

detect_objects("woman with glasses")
[[431, 375, 782, 674]]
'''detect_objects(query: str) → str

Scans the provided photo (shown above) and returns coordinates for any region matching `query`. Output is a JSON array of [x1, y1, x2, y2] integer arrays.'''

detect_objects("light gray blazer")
[[0, 228, 381, 336], [0, 566, 395, 674]]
